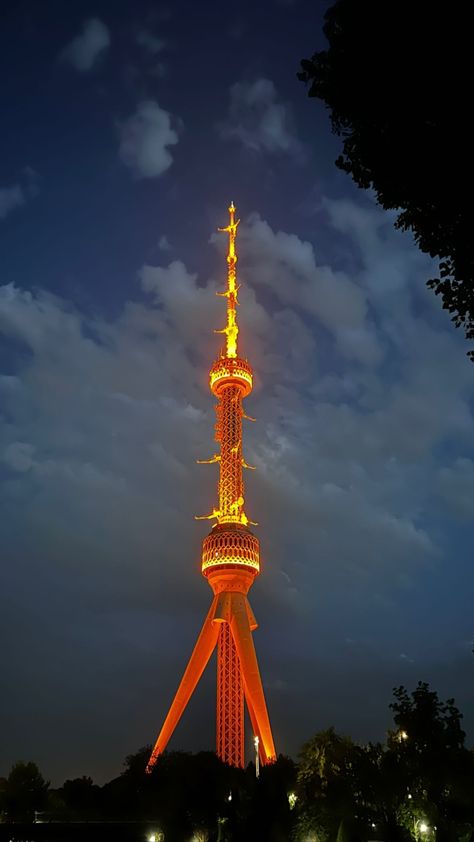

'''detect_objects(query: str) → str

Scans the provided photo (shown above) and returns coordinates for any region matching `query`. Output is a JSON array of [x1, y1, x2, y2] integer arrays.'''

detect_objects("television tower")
[[146, 203, 276, 771]]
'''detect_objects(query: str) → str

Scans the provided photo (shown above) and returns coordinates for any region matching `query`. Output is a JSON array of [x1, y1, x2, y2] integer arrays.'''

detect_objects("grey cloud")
[[438, 458, 474, 519], [0, 170, 41, 220], [158, 234, 171, 251], [2, 441, 35, 472], [135, 28, 165, 55], [1, 200, 474, 780], [219, 78, 302, 158], [0, 184, 25, 219], [0, 283, 82, 352], [139, 260, 221, 351], [0, 224, 444, 628], [119, 100, 179, 178], [60, 18, 110, 72], [235, 213, 382, 365]]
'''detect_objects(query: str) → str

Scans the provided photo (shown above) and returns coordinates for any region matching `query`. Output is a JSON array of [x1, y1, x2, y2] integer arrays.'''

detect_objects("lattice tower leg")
[[217, 620, 244, 767]]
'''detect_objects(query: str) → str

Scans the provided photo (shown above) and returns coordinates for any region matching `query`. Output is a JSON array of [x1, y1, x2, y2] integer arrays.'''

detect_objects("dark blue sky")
[[1, 0, 473, 785]]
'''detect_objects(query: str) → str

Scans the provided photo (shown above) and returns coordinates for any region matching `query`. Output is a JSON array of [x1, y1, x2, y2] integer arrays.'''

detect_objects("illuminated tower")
[[146, 203, 276, 772]]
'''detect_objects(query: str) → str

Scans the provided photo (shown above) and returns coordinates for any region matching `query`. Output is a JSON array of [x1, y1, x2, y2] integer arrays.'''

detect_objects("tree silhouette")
[[389, 683, 474, 842], [294, 688, 474, 842], [298, 0, 474, 358], [296, 727, 361, 841], [1, 761, 49, 821], [59, 775, 101, 819]]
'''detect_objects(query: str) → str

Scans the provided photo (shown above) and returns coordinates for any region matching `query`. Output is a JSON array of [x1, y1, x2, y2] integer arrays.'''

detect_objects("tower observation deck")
[[146, 203, 276, 772]]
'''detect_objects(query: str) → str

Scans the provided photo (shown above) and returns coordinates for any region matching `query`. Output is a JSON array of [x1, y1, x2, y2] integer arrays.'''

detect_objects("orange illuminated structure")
[[146, 203, 276, 772]]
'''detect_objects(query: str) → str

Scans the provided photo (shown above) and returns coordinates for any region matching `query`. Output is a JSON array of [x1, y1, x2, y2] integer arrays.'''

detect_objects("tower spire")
[[216, 201, 240, 359], [146, 202, 276, 773]]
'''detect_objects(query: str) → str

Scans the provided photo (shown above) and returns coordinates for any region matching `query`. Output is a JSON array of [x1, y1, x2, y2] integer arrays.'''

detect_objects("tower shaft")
[[216, 385, 244, 521], [146, 203, 276, 774]]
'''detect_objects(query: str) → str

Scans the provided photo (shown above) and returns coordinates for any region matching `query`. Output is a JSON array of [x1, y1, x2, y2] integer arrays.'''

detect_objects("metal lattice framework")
[[218, 385, 243, 520], [146, 203, 276, 774], [217, 622, 244, 766]]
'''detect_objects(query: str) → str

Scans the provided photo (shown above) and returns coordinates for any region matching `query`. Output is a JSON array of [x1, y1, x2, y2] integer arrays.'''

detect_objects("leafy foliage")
[[294, 685, 474, 842], [388, 683, 472, 842], [298, 0, 474, 358], [0, 761, 49, 821], [296, 727, 360, 841]]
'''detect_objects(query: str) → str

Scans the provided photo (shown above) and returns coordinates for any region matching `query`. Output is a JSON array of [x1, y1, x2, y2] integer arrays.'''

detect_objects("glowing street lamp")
[[254, 734, 260, 778], [414, 818, 430, 839]]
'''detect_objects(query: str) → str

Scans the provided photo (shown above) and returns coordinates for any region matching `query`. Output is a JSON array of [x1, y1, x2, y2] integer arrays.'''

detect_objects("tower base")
[[146, 582, 276, 772]]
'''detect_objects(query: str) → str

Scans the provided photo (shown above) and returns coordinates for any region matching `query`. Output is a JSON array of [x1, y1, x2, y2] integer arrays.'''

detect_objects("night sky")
[[1, 0, 473, 786]]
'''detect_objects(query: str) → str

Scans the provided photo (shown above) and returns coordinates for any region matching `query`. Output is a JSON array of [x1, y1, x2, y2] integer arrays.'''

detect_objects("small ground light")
[[288, 792, 298, 810], [408, 794, 413, 799], [148, 834, 156, 842], [419, 823, 429, 833], [371, 823, 376, 828], [227, 792, 232, 802]]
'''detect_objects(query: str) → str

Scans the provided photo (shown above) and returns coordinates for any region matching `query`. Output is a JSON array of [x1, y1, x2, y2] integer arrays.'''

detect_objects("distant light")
[[227, 792, 232, 802], [399, 730, 408, 741], [148, 834, 156, 842], [371, 823, 376, 828], [288, 792, 298, 809], [419, 823, 429, 833], [253, 735, 259, 749], [408, 793, 413, 799]]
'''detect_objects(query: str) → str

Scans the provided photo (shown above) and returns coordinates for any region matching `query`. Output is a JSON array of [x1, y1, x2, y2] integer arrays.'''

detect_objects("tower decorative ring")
[[202, 526, 260, 574]]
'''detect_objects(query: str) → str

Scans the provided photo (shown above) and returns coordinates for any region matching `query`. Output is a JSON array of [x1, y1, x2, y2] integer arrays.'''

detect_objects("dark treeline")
[[1, 684, 474, 842]]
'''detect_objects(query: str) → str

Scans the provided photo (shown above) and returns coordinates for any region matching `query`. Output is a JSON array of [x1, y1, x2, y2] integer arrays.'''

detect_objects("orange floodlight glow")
[[146, 203, 276, 773]]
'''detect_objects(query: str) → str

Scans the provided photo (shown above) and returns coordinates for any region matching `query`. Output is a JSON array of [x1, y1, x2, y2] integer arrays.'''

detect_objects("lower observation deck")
[[202, 523, 260, 574], [210, 356, 253, 397]]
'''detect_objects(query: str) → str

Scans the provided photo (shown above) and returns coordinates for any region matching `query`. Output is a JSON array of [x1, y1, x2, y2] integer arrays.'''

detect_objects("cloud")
[[234, 213, 382, 365], [438, 458, 474, 519], [1, 199, 474, 780], [2, 441, 35, 472], [0, 169, 41, 221], [135, 28, 164, 55], [60, 18, 110, 72], [1, 204, 465, 623], [219, 78, 302, 158], [158, 234, 171, 251], [118, 100, 179, 179], [0, 184, 24, 219]]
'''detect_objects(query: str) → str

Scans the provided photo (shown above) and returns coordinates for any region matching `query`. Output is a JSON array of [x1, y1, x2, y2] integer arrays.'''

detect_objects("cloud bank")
[[1, 201, 473, 780]]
